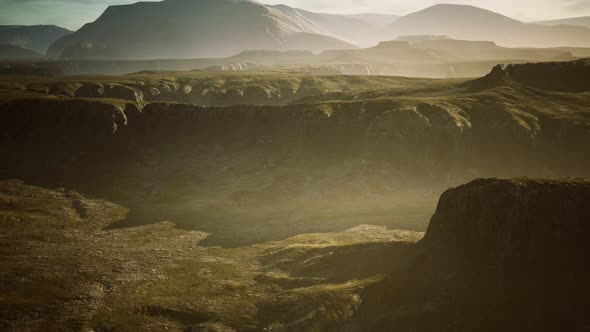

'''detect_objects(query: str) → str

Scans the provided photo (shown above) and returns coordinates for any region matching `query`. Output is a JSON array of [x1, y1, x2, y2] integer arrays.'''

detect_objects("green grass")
[[1, 180, 423, 331]]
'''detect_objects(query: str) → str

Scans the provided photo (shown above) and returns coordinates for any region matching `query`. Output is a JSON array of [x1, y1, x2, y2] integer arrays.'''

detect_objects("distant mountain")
[[47, 0, 356, 60], [11, 36, 583, 78], [269, 5, 399, 47], [0, 25, 72, 54], [398, 36, 576, 62], [345, 13, 400, 27], [536, 16, 590, 29], [390, 4, 590, 47], [0, 45, 43, 59]]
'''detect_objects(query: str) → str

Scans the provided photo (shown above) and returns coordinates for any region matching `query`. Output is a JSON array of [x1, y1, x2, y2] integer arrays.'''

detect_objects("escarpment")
[[353, 178, 590, 331], [1, 60, 589, 245], [423, 178, 590, 259], [475, 58, 590, 92], [2, 95, 589, 183]]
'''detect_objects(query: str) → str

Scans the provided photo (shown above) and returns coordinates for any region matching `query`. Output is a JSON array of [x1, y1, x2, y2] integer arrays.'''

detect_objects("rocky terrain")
[[2, 177, 589, 331], [0, 179, 422, 331], [353, 178, 590, 331], [0, 59, 589, 248], [1, 0, 590, 328], [475, 58, 590, 92]]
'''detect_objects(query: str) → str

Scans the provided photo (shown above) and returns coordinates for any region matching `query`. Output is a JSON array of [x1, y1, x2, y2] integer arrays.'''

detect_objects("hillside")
[[47, 0, 356, 60], [6, 36, 586, 78], [537, 16, 590, 29], [403, 37, 576, 61], [390, 4, 590, 47], [269, 5, 398, 47], [1, 54, 590, 329], [3, 177, 589, 330], [346, 13, 400, 26], [0, 25, 72, 54], [0, 44, 43, 59]]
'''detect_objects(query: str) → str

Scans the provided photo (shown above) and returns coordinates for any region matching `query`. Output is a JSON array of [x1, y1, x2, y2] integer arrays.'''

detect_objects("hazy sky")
[[1, 0, 590, 30]]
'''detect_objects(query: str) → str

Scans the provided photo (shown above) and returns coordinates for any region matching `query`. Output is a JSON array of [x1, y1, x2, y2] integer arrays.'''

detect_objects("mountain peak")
[[47, 0, 355, 60], [407, 3, 516, 21], [391, 4, 590, 47]]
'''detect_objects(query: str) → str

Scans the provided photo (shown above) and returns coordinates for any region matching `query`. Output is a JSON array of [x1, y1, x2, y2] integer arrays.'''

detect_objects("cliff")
[[355, 178, 590, 331], [474, 58, 590, 92], [1, 62, 589, 245]]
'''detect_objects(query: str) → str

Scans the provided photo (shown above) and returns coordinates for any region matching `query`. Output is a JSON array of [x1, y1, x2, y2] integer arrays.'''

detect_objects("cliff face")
[[2, 96, 588, 180], [424, 178, 590, 257], [476, 58, 590, 92], [355, 178, 590, 331]]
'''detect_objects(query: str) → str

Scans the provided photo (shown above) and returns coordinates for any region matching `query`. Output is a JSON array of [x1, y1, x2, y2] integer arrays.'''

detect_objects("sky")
[[1, 0, 590, 30]]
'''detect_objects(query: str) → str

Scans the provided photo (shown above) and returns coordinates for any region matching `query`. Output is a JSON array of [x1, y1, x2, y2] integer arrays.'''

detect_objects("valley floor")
[[0, 180, 422, 331]]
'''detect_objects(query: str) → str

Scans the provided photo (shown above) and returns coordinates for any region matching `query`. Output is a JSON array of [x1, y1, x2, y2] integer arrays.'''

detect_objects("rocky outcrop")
[[28, 78, 303, 106], [475, 58, 590, 92], [354, 178, 590, 331], [424, 178, 590, 257], [74, 83, 144, 103], [365, 103, 471, 170]]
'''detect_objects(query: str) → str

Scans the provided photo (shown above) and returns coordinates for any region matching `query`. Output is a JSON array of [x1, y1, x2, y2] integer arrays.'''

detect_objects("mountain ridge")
[[0, 24, 72, 54], [269, 4, 399, 47], [536, 16, 590, 29], [389, 4, 590, 47], [0, 44, 43, 59], [46, 1, 590, 59], [47, 0, 356, 60]]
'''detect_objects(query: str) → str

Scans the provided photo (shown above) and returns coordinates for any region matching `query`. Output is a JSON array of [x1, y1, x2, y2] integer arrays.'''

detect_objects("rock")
[[424, 178, 590, 260], [356, 177, 590, 331], [366, 105, 430, 144], [73, 83, 144, 103], [75, 83, 104, 98], [103, 84, 144, 103], [467, 103, 540, 168], [473, 58, 590, 92]]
